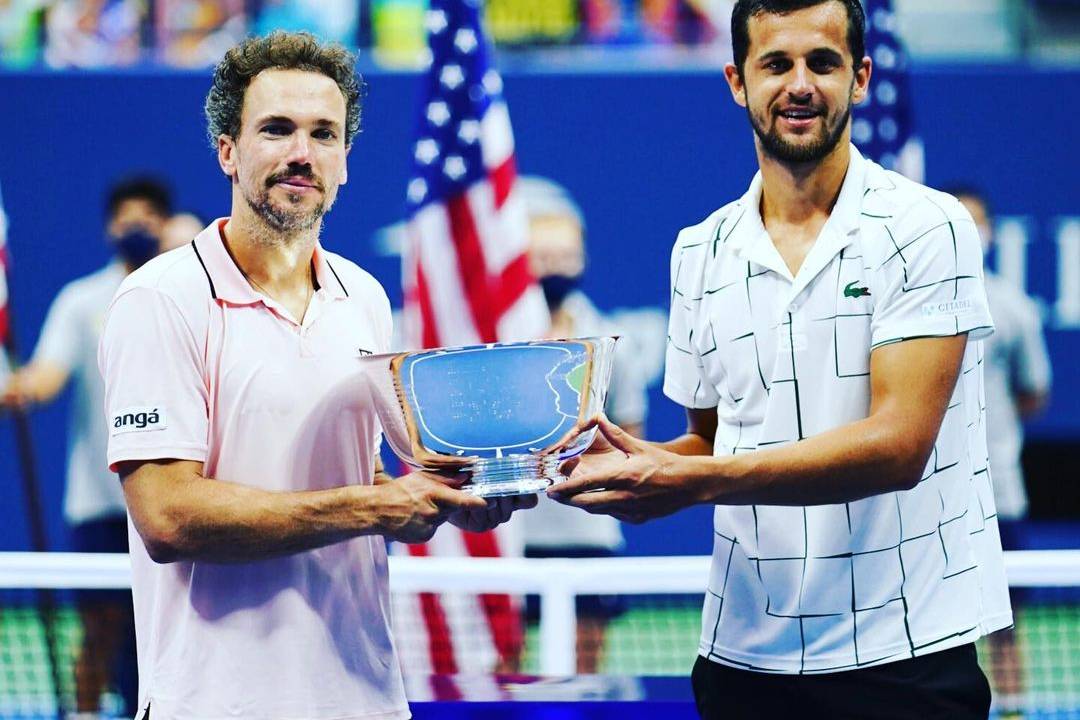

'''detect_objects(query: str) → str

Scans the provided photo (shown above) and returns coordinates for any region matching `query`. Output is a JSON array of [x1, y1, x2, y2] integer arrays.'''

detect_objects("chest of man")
[[201, 294, 384, 489], [695, 243, 875, 441]]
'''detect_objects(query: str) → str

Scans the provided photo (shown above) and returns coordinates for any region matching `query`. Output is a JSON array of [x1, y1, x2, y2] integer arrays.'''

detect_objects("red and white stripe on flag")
[[396, 0, 548, 675]]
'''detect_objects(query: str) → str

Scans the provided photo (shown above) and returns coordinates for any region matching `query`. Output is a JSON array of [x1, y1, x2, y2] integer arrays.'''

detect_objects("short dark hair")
[[204, 31, 364, 151], [106, 176, 173, 220], [731, 0, 866, 73]]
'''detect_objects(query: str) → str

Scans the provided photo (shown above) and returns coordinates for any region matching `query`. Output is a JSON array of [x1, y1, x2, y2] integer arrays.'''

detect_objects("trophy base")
[[463, 455, 562, 498]]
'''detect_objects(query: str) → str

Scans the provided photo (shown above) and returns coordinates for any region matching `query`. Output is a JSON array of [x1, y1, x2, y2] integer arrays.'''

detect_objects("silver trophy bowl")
[[359, 336, 618, 497]]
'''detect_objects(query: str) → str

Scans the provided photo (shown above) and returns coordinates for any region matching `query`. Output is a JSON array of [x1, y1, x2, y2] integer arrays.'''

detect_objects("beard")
[[242, 168, 330, 235], [747, 98, 851, 166]]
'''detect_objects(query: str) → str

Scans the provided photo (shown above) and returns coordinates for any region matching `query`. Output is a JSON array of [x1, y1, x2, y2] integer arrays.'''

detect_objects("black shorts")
[[70, 516, 130, 604], [691, 643, 991, 720], [523, 546, 628, 621]]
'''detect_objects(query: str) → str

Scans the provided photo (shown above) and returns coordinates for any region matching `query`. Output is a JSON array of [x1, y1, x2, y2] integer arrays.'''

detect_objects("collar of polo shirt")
[[191, 218, 350, 306], [727, 145, 869, 294]]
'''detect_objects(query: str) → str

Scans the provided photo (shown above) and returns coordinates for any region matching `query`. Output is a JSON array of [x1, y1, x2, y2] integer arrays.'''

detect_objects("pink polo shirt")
[[99, 220, 408, 720]]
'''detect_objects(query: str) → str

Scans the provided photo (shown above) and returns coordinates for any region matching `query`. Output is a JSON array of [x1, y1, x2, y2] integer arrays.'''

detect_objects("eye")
[[809, 59, 839, 73], [262, 123, 290, 136], [764, 58, 791, 73], [313, 128, 337, 141]]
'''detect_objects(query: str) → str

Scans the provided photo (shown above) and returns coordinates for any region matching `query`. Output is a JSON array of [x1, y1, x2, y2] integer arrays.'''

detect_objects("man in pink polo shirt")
[[98, 32, 534, 720]]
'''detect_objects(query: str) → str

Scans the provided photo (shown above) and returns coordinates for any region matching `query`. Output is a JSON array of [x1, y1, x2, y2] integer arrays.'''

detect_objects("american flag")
[[396, 0, 547, 677], [852, 0, 924, 182], [402, 0, 547, 348]]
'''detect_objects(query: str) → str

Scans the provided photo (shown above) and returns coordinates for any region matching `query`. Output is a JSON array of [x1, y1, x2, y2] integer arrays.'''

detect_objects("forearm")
[[658, 431, 714, 457], [128, 469, 389, 563], [685, 413, 924, 506]]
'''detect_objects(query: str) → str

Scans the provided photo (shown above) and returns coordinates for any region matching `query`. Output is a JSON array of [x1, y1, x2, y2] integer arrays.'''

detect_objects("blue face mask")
[[113, 229, 159, 268], [540, 273, 580, 311]]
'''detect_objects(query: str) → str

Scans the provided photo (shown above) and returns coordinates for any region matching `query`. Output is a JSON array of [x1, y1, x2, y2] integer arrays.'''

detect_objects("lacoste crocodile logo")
[[843, 280, 871, 299]]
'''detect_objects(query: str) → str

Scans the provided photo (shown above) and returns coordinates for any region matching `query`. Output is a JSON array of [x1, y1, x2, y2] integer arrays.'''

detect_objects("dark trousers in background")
[[692, 643, 991, 720]]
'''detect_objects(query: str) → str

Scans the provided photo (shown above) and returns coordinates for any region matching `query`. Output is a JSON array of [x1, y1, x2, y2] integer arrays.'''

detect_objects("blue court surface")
[[400, 342, 588, 457]]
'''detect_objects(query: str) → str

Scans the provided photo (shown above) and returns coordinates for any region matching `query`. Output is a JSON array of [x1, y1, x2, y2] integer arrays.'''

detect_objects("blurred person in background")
[[950, 185, 1052, 717], [518, 176, 649, 673], [43, 0, 144, 68], [159, 210, 206, 253], [0, 175, 171, 716]]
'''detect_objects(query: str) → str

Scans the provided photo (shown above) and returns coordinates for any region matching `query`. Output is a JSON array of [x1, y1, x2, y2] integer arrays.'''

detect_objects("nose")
[[285, 132, 312, 165], [786, 61, 814, 99]]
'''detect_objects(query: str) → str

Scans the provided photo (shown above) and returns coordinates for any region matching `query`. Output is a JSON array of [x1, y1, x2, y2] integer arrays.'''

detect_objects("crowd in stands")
[[0, 0, 734, 68]]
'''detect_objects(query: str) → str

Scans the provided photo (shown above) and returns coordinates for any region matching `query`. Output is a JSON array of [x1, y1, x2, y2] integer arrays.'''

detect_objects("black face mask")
[[540, 273, 580, 311], [113, 229, 159, 269]]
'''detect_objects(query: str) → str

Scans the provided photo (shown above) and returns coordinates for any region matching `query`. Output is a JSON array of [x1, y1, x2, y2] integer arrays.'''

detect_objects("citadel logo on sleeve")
[[111, 407, 167, 435]]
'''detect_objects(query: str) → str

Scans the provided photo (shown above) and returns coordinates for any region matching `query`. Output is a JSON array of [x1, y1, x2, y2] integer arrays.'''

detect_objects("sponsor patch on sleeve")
[[111, 406, 167, 435], [921, 299, 975, 318]]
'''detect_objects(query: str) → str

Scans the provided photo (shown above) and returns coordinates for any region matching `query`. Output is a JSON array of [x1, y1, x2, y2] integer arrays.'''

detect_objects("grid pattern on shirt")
[[663, 153, 1011, 674]]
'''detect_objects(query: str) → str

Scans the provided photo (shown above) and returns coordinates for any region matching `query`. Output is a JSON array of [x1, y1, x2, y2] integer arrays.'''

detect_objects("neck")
[[757, 139, 851, 227], [225, 197, 318, 292]]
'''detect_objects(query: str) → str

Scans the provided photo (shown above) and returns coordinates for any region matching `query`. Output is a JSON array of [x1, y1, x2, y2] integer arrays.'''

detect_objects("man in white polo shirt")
[[551, 1, 1010, 717], [99, 32, 531, 720]]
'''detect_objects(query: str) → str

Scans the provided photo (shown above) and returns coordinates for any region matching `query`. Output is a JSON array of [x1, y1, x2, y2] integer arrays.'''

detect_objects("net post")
[[538, 580, 576, 675]]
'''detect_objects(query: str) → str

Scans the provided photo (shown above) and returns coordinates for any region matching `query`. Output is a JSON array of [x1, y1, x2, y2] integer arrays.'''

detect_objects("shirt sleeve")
[[663, 233, 721, 409], [99, 286, 209, 471], [870, 202, 994, 349], [1012, 295, 1052, 395], [32, 283, 82, 372]]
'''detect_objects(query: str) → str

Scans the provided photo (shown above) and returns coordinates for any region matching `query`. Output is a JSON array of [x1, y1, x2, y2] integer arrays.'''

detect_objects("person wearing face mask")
[[947, 185, 1052, 718], [0, 175, 171, 717], [517, 176, 650, 673]]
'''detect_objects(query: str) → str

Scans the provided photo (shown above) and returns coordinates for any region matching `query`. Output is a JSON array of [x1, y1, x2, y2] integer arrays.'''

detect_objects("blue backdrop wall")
[[0, 64, 1077, 554]]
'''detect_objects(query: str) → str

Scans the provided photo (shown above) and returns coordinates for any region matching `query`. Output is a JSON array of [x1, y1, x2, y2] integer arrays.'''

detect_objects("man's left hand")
[[548, 414, 706, 524], [448, 493, 538, 532]]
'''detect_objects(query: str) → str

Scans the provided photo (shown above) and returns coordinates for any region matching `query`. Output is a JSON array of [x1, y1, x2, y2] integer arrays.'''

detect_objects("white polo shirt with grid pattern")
[[99, 220, 408, 719], [664, 146, 1012, 674]]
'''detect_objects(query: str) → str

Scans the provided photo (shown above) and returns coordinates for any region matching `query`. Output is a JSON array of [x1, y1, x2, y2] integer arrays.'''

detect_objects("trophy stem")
[[464, 455, 562, 497]]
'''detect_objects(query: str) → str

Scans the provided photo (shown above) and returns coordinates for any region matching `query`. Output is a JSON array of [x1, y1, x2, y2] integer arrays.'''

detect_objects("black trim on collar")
[[310, 260, 321, 292], [191, 240, 217, 299], [325, 259, 349, 297]]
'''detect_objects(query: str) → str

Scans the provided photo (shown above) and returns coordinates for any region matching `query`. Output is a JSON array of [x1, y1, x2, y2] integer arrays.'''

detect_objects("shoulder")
[[321, 250, 390, 307], [863, 166, 975, 239], [673, 200, 747, 255], [109, 245, 212, 329]]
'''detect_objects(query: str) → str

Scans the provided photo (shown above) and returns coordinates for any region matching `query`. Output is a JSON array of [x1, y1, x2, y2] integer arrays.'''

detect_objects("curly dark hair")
[[204, 31, 364, 150]]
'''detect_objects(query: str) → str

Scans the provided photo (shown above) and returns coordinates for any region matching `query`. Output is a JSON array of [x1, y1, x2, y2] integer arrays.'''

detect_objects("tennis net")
[[1, 551, 1078, 718]]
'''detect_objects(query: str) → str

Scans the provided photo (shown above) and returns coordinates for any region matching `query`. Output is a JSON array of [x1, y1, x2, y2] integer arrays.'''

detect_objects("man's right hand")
[[374, 472, 489, 544]]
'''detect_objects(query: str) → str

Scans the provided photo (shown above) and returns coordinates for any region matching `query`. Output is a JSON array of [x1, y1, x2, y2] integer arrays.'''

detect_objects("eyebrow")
[[255, 115, 342, 130], [757, 47, 845, 63]]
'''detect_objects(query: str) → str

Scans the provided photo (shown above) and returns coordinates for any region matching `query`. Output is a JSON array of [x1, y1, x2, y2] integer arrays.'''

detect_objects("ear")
[[217, 135, 238, 181], [724, 63, 748, 108], [852, 56, 873, 106]]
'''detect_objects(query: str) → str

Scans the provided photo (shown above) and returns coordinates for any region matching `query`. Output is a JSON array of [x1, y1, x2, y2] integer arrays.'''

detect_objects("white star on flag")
[[426, 101, 451, 127], [454, 28, 478, 54], [425, 9, 448, 35], [440, 64, 465, 90], [407, 177, 427, 203], [415, 138, 440, 165], [457, 119, 480, 144], [482, 69, 502, 97], [442, 155, 467, 181]]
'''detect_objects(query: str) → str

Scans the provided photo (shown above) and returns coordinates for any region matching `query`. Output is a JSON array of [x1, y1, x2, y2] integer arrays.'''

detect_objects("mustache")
[[266, 166, 323, 190]]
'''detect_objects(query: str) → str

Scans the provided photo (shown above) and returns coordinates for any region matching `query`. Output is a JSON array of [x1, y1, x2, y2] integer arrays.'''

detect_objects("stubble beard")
[[748, 97, 852, 166], [243, 184, 328, 243]]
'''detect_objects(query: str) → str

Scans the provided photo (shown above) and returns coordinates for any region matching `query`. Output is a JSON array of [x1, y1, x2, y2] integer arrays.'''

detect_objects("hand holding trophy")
[[359, 337, 617, 497]]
